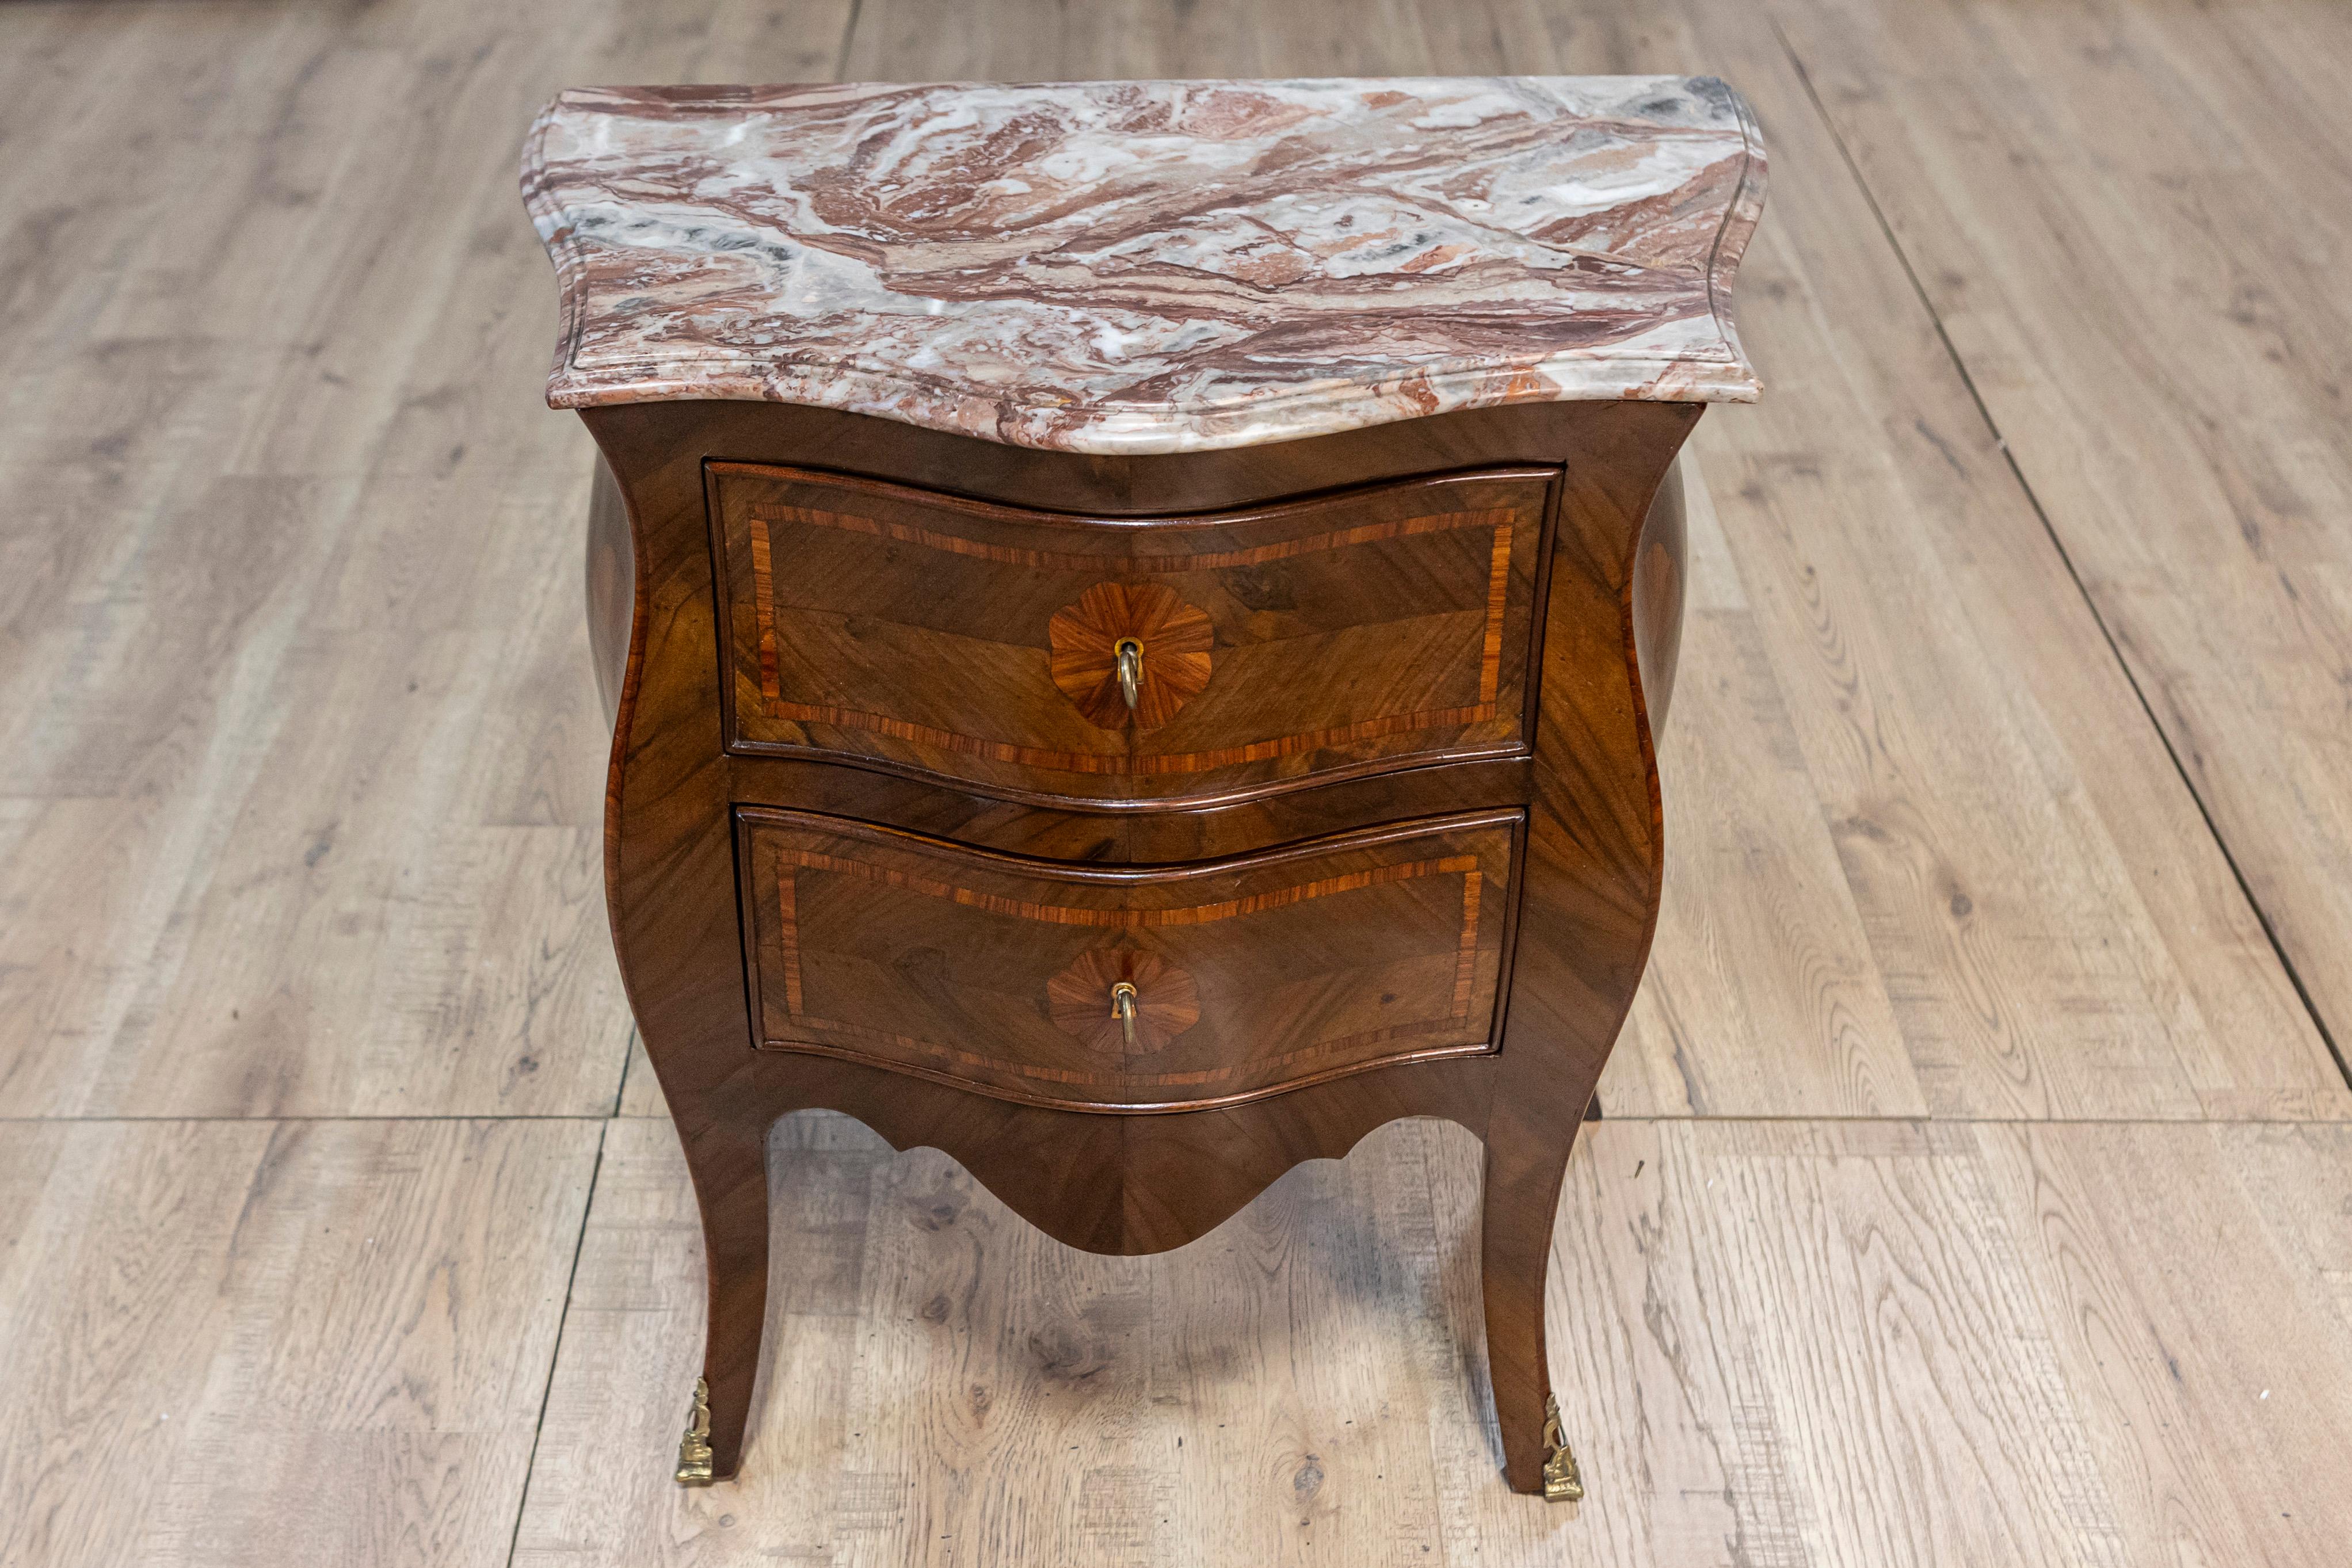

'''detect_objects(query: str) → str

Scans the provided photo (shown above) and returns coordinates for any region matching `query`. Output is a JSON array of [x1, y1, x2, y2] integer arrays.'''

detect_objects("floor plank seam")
[[1599, 1113, 2352, 1127], [832, 0, 862, 81], [1765, 8, 2352, 1100], [609, 1025, 641, 1117], [0, 1113, 623, 1124], [11, 1111, 2337, 1131], [505, 1117, 609, 1568]]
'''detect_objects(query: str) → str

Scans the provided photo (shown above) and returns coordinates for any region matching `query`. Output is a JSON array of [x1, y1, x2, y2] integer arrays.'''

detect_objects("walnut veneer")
[[737, 807, 1521, 1112], [584, 394, 1698, 1497], [709, 464, 1556, 802]]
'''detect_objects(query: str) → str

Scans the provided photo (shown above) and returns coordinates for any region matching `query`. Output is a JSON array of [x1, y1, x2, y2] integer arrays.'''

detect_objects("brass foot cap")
[[676, 1376, 716, 1486], [1541, 1393, 1584, 1504]]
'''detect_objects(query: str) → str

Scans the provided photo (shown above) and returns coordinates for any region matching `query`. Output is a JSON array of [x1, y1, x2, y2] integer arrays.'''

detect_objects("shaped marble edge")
[[521, 77, 1768, 455]]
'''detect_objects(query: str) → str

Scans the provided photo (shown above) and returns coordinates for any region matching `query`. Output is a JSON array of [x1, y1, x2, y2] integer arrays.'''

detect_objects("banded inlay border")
[[735, 494, 1519, 776], [762, 841, 1490, 1096]]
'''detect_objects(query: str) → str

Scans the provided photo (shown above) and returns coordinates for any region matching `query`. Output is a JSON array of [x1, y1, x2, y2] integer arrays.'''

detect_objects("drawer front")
[[737, 808, 1521, 1112], [713, 464, 1555, 803]]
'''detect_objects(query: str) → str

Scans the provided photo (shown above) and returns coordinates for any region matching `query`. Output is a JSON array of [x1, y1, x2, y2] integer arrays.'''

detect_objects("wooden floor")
[[4, 0, 2350, 1563]]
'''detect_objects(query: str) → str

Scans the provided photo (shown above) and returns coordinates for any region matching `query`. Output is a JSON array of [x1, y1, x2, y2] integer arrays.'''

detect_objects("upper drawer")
[[737, 807, 1519, 1113], [711, 463, 1557, 804]]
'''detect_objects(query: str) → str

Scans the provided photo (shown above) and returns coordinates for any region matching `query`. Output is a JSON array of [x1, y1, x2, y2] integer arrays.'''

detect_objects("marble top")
[[524, 77, 1767, 454]]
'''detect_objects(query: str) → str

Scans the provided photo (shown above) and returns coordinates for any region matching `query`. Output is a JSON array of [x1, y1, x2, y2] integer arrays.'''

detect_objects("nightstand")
[[524, 74, 1766, 1501]]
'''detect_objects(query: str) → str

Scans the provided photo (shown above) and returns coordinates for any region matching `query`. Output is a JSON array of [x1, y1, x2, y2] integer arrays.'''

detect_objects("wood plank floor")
[[0, 1119, 603, 1566], [1773, 0, 2352, 1060], [4, 0, 2351, 1563], [511, 1115, 2352, 1568]]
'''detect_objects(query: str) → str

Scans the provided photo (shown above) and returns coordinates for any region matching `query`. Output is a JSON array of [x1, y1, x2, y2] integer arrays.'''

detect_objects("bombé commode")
[[523, 74, 1766, 1502]]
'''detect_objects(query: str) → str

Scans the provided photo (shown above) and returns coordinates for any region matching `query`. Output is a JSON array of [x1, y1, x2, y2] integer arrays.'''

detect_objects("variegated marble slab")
[[524, 77, 1766, 454]]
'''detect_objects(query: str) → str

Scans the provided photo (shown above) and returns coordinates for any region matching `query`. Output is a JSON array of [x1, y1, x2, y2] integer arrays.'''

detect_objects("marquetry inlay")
[[1047, 582, 1215, 731], [544, 71, 1765, 1498], [747, 818, 1508, 1110], [1045, 949, 1202, 1058], [734, 494, 1521, 779]]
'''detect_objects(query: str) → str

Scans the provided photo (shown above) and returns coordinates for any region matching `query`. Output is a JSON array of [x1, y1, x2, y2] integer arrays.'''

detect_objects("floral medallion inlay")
[[1048, 582, 1215, 730], [1045, 949, 1203, 1060]]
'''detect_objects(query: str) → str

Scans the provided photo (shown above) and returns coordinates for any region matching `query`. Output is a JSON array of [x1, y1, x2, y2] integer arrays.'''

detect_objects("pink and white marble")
[[524, 77, 1767, 454]]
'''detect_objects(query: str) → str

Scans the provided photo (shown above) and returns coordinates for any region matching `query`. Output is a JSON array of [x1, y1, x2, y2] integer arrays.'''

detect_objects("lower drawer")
[[736, 807, 1522, 1113]]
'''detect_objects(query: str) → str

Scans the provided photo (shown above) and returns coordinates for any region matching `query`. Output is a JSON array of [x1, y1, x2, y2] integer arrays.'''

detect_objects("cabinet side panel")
[[586, 454, 634, 728]]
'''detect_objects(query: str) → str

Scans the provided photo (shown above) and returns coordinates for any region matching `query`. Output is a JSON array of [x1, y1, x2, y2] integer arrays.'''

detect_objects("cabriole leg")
[[1479, 1113, 1584, 1497], [674, 1115, 771, 1485]]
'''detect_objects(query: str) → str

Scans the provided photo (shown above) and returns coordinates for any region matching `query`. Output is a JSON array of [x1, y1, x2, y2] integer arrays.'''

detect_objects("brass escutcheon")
[[1109, 981, 1139, 1050], [1114, 638, 1143, 710], [1046, 582, 1211, 731]]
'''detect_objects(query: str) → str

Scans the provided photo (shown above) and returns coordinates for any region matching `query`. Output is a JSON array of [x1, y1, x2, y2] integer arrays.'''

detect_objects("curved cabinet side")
[[1480, 399, 1698, 1493], [1631, 456, 1688, 738], [586, 455, 635, 728], [585, 406, 769, 1483]]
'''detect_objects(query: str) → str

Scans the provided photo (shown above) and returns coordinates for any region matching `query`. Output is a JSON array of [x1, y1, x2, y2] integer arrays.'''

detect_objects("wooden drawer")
[[737, 808, 1522, 1113], [712, 464, 1556, 804]]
